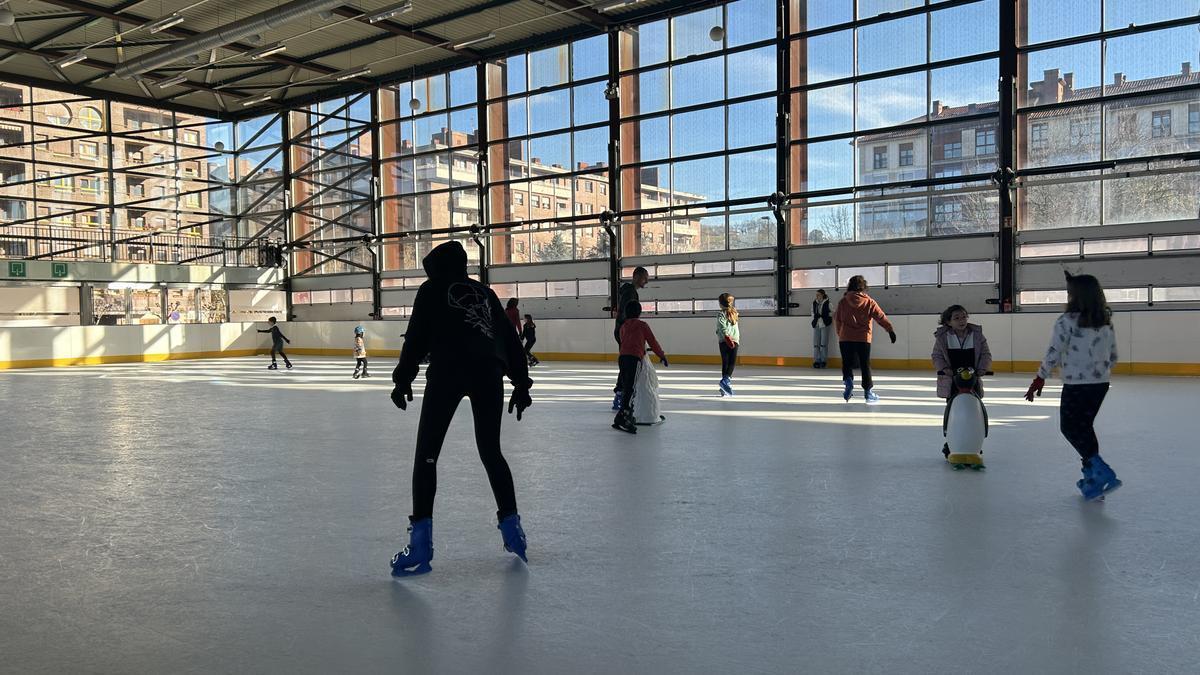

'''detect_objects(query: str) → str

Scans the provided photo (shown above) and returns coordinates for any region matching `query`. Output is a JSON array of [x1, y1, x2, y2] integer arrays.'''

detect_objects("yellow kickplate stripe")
[[0, 348, 265, 370]]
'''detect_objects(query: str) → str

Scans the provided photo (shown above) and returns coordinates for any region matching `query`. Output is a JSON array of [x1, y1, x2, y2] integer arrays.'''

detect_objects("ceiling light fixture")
[[249, 43, 287, 59], [156, 74, 188, 88], [334, 66, 371, 81], [451, 31, 495, 49], [241, 94, 273, 107], [594, 0, 644, 12], [54, 51, 88, 68], [146, 13, 184, 34], [367, 1, 412, 23]]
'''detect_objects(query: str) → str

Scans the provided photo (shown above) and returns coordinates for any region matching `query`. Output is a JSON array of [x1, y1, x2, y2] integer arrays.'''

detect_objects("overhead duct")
[[114, 0, 344, 79]]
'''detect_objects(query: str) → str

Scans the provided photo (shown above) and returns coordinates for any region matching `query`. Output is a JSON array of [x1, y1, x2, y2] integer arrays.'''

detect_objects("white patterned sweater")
[[1036, 313, 1118, 384]]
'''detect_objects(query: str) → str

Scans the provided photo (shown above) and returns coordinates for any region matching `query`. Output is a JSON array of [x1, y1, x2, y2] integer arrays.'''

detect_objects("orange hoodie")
[[834, 291, 893, 343]]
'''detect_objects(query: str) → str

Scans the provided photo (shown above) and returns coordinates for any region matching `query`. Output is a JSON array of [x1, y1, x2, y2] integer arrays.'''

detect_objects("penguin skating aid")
[[943, 368, 989, 470]]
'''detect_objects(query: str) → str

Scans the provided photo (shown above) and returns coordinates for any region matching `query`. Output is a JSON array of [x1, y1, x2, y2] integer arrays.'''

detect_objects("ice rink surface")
[[1, 357, 1198, 674]]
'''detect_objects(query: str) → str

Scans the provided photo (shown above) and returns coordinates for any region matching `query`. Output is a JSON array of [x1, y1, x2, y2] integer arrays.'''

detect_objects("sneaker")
[[865, 389, 880, 404]]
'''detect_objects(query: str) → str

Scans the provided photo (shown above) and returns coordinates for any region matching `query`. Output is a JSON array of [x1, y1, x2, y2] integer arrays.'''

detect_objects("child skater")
[[715, 293, 739, 396], [1025, 272, 1121, 500], [257, 316, 292, 370], [932, 305, 992, 458], [389, 241, 533, 576], [833, 275, 896, 402], [612, 301, 668, 434], [522, 314, 539, 366], [352, 325, 370, 379]]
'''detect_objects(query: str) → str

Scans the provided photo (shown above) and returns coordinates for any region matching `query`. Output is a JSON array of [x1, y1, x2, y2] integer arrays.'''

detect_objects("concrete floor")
[[1, 357, 1197, 674]]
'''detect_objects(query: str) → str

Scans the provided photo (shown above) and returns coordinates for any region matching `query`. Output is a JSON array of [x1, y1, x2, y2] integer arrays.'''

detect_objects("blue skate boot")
[[611, 391, 622, 411], [1079, 456, 1122, 501], [864, 388, 880, 404], [719, 377, 733, 397], [497, 514, 528, 563], [842, 378, 853, 401], [390, 518, 433, 577]]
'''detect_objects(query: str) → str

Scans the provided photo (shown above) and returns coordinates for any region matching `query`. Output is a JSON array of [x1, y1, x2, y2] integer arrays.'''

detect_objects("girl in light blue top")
[[716, 293, 740, 397]]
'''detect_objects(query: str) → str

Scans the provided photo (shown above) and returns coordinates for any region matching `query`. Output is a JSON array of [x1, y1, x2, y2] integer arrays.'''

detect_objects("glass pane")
[[623, 20, 667, 70], [1019, 0, 1100, 46], [1019, 105, 1101, 169], [859, 14, 926, 75], [673, 155, 725, 203], [529, 89, 570, 134], [506, 98, 527, 138], [727, 0, 776, 48], [629, 68, 669, 115], [1153, 234, 1200, 252], [529, 44, 569, 90], [1104, 0, 1194, 30], [801, 30, 854, 85], [793, 140, 854, 192], [1104, 171, 1200, 225], [727, 47, 777, 99], [1017, 177, 1101, 229], [932, 0, 998, 62], [507, 54, 527, 96], [728, 150, 775, 200], [728, 98, 776, 149], [629, 116, 669, 162], [798, 202, 855, 244], [795, 85, 854, 139], [790, 268, 836, 289], [1082, 237, 1148, 255], [1106, 26, 1198, 95], [1152, 286, 1200, 302], [572, 82, 608, 127], [888, 263, 939, 286], [1019, 42, 1100, 107], [529, 132, 571, 170], [573, 128, 608, 170], [857, 197, 928, 240], [941, 260, 995, 283], [671, 56, 725, 109], [672, 107, 725, 157], [931, 59, 999, 119], [579, 279, 609, 295], [932, 191, 998, 235], [672, 6, 724, 60], [730, 211, 775, 249], [794, 0, 853, 32], [572, 34, 608, 81], [1106, 91, 1200, 159], [837, 265, 885, 288], [449, 67, 477, 108], [857, 72, 927, 130]]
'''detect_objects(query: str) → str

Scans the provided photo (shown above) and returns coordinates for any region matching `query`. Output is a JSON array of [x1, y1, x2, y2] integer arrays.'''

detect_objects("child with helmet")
[[352, 324, 370, 379]]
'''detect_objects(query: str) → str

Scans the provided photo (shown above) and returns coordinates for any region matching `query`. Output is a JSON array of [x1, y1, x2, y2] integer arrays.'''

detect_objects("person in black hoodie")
[[389, 241, 533, 577], [257, 317, 292, 370]]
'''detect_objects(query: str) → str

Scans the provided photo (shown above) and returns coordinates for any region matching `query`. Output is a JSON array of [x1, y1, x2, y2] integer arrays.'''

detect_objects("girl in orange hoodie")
[[833, 275, 896, 403]]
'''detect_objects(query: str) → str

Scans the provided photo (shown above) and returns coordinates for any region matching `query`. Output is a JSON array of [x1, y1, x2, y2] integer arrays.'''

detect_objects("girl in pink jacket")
[[931, 305, 992, 458]]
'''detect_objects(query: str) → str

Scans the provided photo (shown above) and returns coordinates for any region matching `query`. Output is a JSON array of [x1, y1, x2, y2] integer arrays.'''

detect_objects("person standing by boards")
[[811, 289, 832, 368]]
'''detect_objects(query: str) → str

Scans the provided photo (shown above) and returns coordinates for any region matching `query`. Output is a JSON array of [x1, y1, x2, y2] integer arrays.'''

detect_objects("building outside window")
[[1191, 104, 1200, 135], [933, 201, 962, 224], [943, 141, 962, 159], [1030, 122, 1049, 150], [45, 104, 71, 126], [899, 143, 913, 167], [181, 130, 199, 145], [1069, 118, 1099, 146], [975, 129, 996, 156], [872, 146, 887, 169], [1151, 110, 1171, 138], [184, 193, 200, 208], [78, 106, 103, 131]]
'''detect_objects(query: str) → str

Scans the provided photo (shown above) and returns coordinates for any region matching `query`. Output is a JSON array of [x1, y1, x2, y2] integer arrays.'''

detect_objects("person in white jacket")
[[1025, 272, 1121, 500]]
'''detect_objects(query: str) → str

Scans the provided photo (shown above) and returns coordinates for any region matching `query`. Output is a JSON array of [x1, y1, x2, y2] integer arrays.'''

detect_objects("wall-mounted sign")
[[51, 262, 68, 278], [8, 261, 25, 278]]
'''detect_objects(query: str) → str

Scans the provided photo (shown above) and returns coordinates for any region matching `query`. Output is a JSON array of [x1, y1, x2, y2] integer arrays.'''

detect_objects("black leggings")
[[719, 341, 738, 379], [1060, 383, 1109, 461], [355, 357, 368, 373], [615, 354, 640, 417], [271, 344, 290, 365], [411, 364, 517, 522], [839, 341, 872, 390], [524, 338, 536, 358]]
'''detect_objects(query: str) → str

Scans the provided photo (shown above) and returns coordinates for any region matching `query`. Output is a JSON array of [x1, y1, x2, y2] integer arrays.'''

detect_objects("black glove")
[[391, 382, 413, 410], [811, 318, 818, 328], [888, 330, 897, 344], [508, 386, 532, 420], [661, 357, 669, 368]]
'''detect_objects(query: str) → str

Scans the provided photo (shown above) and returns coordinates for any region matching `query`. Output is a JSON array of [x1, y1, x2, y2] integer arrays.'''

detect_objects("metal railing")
[[0, 224, 260, 266]]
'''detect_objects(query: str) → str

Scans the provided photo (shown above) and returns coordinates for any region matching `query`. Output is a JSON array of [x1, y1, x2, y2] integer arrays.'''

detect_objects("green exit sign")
[[8, 261, 25, 277], [51, 262, 68, 278]]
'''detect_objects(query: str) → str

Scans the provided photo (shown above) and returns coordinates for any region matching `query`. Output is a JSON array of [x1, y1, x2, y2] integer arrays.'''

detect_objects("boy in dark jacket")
[[257, 317, 291, 370], [612, 301, 668, 434], [610, 266, 649, 410], [389, 241, 533, 576]]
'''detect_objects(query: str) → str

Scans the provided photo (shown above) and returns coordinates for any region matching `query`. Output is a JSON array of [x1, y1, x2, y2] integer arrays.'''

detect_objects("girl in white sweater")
[[1025, 273, 1120, 500]]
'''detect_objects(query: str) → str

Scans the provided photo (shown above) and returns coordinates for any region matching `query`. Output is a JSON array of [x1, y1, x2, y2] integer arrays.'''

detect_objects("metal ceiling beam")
[[0, 66, 229, 119], [0, 0, 148, 68], [536, 0, 610, 29], [329, 5, 481, 57], [32, 0, 342, 77], [409, 0, 525, 31]]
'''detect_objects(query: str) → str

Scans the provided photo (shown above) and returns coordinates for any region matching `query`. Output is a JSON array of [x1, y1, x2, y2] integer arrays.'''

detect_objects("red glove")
[[724, 335, 735, 349], [1024, 376, 1045, 402]]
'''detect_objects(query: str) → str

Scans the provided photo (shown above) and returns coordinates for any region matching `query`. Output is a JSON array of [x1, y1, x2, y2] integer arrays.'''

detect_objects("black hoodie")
[[393, 241, 531, 389]]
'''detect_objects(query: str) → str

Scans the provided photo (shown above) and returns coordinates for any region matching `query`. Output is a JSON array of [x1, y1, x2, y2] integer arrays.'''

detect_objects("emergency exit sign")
[[51, 262, 68, 278], [8, 261, 25, 277]]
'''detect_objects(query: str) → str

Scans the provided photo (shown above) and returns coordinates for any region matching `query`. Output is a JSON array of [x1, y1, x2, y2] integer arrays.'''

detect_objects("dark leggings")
[[411, 364, 517, 522], [719, 341, 738, 379], [839, 341, 872, 390], [524, 338, 536, 359], [1060, 383, 1109, 461], [615, 354, 640, 417], [271, 344, 290, 365], [355, 357, 368, 373]]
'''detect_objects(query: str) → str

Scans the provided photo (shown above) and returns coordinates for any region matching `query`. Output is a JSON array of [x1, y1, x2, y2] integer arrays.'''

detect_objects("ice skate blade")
[[391, 562, 432, 577], [611, 422, 637, 434], [505, 546, 528, 563], [1085, 479, 1122, 501]]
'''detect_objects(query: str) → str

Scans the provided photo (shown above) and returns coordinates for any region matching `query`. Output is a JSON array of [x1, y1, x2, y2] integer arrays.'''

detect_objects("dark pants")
[[839, 341, 872, 390], [524, 338, 536, 360], [1060, 383, 1109, 461], [615, 354, 640, 418], [612, 325, 623, 392], [355, 357, 368, 374], [271, 343, 290, 366], [411, 363, 517, 522], [719, 341, 738, 379]]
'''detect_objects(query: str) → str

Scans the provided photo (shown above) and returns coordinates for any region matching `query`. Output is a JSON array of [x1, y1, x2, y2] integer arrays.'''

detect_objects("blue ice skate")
[[611, 392, 622, 411], [391, 518, 433, 577], [498, 514, 528, 563], [864, 388, 880, 404], [842, 378, 853, 401], [719, 377, 733, 397], [1078, 456, 1122, 501]]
